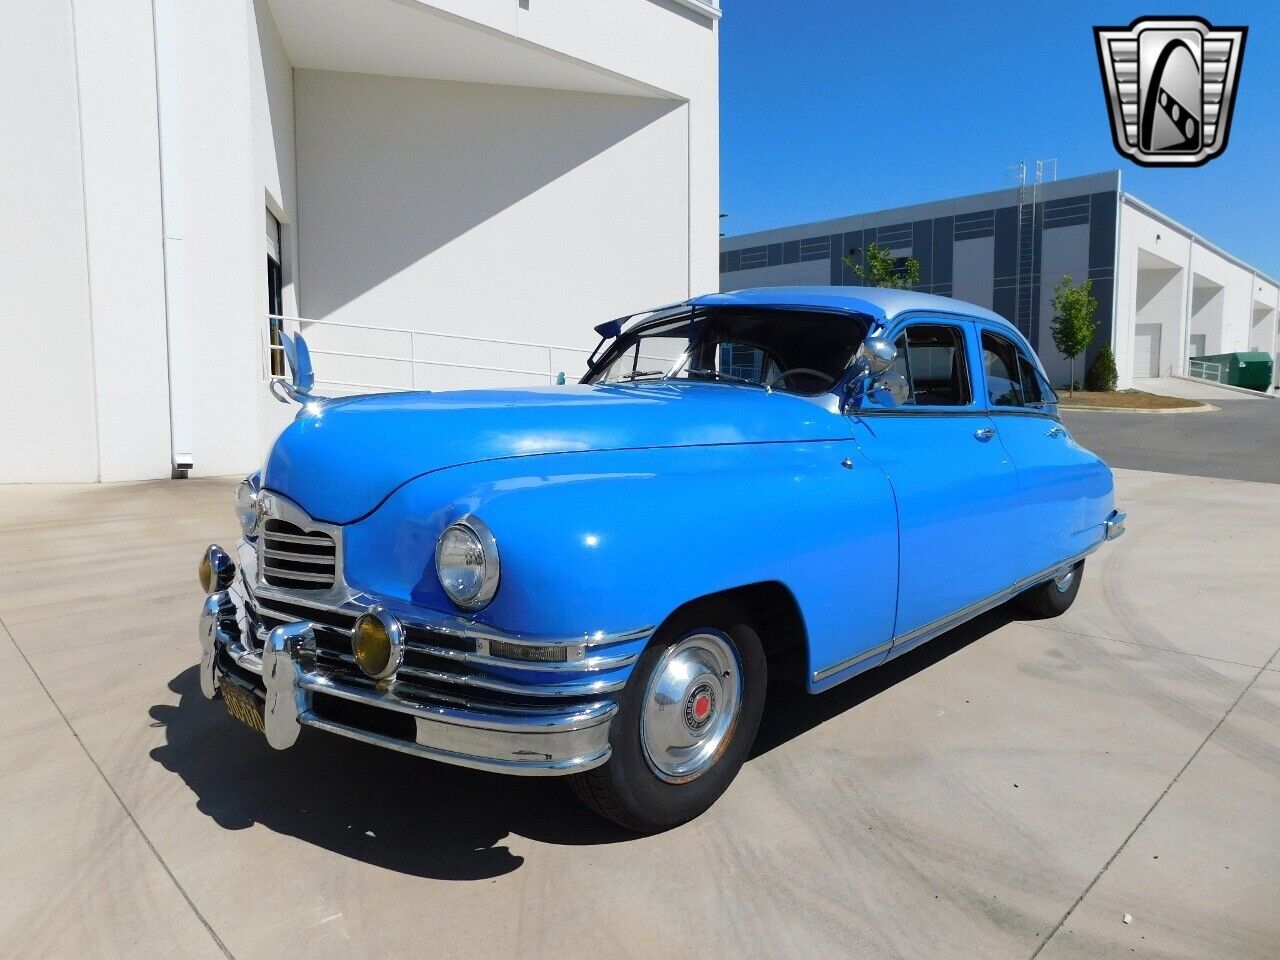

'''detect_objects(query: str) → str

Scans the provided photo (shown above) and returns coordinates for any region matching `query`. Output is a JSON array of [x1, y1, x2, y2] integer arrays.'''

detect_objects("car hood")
[[262, 383, 848, 523]]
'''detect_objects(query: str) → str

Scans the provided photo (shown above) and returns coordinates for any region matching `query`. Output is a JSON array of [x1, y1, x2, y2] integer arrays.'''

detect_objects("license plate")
[[222, 680, 266, 735]]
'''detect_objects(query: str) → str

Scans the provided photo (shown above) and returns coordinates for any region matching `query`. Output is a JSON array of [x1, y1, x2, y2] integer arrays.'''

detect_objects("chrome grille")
[[243, 586, 617, 708], [260, 519, 336, 590]]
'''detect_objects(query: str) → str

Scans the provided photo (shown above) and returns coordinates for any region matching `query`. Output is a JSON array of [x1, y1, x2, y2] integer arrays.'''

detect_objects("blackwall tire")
[[569, 601, 766, 833], [1015, 559, 1084, 619]]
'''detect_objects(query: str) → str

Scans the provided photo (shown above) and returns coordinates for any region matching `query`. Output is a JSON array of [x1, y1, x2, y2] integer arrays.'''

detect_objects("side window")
[[891, 324, 971, 406], [1035, 365, 1059, 406], [1017, 354, 1043, 406], [981, 331, 1027, 407]]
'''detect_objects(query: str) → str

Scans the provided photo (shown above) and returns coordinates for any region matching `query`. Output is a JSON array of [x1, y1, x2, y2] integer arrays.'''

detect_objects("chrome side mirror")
[[866, 371, 910, 407], [270, 332, 326, 407], [842, 334, 903, 411], [853, 334, 897, 375]]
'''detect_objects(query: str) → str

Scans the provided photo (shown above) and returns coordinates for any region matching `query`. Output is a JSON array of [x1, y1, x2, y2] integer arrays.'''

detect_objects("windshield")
[[586, 307, 866, 396]]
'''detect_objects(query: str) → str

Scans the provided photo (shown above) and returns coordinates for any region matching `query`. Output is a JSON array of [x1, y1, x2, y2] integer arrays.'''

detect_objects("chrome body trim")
[[253, 491, 346, 602], [262, 546, 335, 565], [809, 640, 894, 683], [811, 537, 1111, 684], [1105, 509, 1127, 541], [199, 595, 615, 776]]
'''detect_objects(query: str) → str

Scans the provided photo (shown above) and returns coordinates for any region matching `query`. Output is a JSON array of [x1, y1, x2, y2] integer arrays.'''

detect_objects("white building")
[[2, 0, 721, 483], [1115, 194, 1279, 388], [720, 170, 1279, 392]]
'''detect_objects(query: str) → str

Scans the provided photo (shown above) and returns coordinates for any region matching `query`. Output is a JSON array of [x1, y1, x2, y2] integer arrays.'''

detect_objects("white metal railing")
[[1187, 357, 1226, 384], [266, 314, 594, 393]]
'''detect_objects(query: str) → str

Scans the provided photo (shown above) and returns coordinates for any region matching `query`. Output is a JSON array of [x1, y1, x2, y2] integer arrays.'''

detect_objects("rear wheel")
[[569, 602, 766, 833], [1016, 559, 1084, 618]]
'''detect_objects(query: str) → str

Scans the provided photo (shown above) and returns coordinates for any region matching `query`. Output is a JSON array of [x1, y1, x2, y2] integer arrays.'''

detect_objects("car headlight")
[[434, 516, 499, 611], [235, 476, 259, 536]]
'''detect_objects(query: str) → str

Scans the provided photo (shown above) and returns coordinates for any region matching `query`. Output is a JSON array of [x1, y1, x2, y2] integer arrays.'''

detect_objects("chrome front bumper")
[[198, 591, 615, 775]]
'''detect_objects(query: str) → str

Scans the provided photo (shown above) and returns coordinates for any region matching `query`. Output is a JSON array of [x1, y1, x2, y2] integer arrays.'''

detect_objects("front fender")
[[342, 442, 899, 680]]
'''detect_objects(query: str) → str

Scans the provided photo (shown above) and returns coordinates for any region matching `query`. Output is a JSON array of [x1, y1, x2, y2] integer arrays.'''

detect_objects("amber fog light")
[[198, 544, 236, 594], [351, 607, 405, 680]]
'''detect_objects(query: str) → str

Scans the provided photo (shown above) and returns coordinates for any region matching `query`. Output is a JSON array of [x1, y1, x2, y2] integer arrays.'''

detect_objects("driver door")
[[849, 317, 1021, 649]]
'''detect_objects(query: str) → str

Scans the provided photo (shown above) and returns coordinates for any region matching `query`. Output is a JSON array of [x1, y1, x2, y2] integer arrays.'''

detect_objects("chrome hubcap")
[[640, 631, 742, 783], [1054, 566, 1077, 592]]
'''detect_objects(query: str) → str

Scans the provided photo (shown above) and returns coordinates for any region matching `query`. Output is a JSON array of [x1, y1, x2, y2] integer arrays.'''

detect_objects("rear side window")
[[981, 331, 1027, 407], [889, 324, 971, 406], [1017, 354, 1043, 405]]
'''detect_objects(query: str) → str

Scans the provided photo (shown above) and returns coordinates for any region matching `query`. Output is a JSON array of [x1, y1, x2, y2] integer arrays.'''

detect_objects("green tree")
[[1049, 274, 1098, 397], [1085, 344, 1118, 392], [843, 242, 921, 290]]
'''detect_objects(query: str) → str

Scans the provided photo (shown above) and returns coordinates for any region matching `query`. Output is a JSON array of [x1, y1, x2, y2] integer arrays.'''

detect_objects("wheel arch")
[[655, 580, 810, 686]]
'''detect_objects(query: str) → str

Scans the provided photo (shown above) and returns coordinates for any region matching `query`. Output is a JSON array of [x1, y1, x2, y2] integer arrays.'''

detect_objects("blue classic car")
[[197, 287, 1124, 831]]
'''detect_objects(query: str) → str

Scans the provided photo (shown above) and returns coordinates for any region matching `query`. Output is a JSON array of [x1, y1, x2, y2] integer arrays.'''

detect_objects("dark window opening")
[[889, 324, 971, 406], [981, 330, 1028, 407], [267, 211, 284, 377], [586, 308, 866, 396]]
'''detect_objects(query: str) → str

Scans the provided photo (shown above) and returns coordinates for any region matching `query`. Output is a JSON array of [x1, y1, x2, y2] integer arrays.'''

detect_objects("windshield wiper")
[[614, 370, 666, 382], [682, 367, 762, 387]]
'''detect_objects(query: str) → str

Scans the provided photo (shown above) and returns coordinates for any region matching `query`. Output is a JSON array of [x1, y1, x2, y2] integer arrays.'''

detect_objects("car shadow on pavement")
[[751, 605, 1018, 759], [150, 607, 1013, 881], [149, 668, 634, 882]]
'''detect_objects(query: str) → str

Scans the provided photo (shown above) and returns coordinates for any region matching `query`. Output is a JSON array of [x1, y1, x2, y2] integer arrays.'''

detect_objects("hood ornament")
[[270, 332, 329, 409]]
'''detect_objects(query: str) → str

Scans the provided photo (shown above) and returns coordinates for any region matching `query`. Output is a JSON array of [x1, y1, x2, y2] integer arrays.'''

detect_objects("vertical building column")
[[74, 0, 173, 480]]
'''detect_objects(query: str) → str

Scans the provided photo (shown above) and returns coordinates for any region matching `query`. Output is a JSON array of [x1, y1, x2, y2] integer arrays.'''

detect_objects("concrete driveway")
[[1, 469, 1277, 959]]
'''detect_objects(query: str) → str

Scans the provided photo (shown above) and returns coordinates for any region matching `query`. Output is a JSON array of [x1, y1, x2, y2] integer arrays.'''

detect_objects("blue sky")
[[720, 1, 1278, 276]]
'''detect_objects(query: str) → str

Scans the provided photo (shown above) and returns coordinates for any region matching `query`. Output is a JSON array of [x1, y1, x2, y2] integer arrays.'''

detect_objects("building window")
[[267, 210, 284, 377]]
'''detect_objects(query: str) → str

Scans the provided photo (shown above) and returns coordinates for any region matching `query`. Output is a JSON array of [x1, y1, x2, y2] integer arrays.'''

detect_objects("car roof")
[[689, 286, 1015, 331]]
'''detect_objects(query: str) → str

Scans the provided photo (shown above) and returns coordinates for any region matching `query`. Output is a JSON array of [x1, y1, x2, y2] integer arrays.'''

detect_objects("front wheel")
[[1015, 559, 1084, 618], [569, 602, 766, 833]]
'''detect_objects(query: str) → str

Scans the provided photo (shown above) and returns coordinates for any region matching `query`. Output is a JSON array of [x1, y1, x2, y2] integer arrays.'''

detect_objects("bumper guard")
[[199, 591, 615, 775]]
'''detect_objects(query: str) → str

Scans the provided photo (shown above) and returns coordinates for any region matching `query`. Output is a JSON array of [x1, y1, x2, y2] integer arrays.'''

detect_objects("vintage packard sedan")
[[198, 287, 1124, 831]]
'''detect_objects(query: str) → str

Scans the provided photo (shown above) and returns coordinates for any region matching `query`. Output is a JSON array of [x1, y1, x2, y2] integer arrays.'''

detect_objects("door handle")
[[1046, 425, 1066, 438], [974, 427, 996, 442]]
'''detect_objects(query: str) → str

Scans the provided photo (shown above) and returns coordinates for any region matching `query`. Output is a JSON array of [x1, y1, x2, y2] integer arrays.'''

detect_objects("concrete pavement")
[[0, 469, 1276, 959]]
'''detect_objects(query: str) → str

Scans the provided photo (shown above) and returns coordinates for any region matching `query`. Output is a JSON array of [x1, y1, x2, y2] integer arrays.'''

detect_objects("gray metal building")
[[722, 171, 1145, 387], [721, 170, 1280, 390]]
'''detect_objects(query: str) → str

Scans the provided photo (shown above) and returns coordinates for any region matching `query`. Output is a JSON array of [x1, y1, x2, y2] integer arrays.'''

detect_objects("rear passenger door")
[[849, 317, 1021, 647], [978, 327, 1108, 575]]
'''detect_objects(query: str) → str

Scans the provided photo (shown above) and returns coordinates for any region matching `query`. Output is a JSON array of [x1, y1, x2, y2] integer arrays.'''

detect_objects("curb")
[[1060, 402, 1218, 415]]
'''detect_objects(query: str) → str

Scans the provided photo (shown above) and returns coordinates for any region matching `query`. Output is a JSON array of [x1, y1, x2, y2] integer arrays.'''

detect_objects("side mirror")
[[866, 371, 910, 407], [853, 334, 897, 375], [843, 334, 903, 411]]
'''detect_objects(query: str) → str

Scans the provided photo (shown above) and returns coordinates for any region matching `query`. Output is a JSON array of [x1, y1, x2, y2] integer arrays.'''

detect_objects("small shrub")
[[1085, 345, 1118, 392]]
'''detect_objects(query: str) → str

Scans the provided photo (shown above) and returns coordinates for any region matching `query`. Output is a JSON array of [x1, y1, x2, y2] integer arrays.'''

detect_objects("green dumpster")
[[1197, 351, 1274, 392]]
